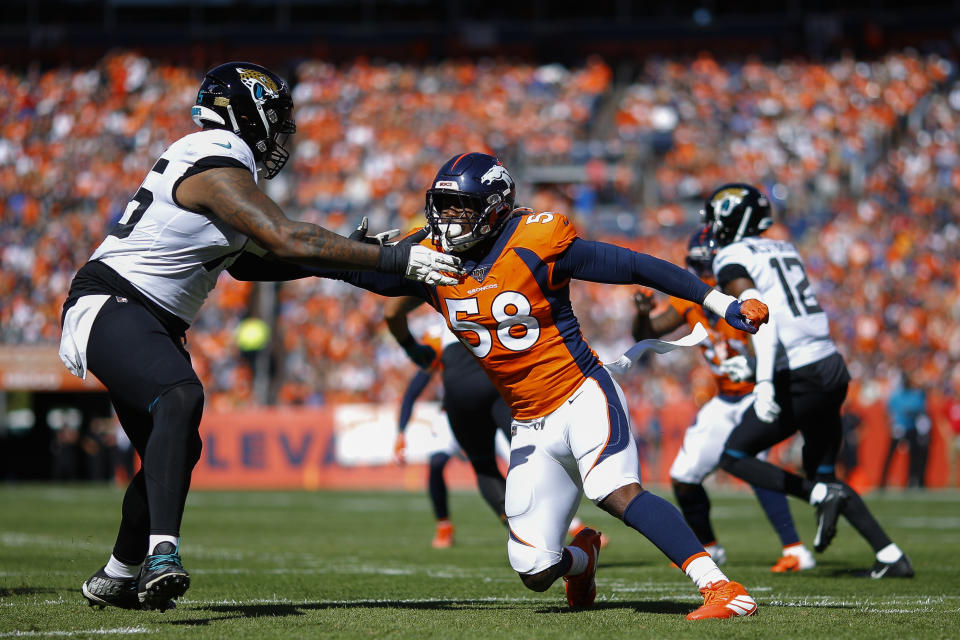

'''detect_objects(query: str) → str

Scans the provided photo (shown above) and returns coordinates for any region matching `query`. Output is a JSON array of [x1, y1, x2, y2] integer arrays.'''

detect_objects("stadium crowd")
[[1, 49, 958, 475]]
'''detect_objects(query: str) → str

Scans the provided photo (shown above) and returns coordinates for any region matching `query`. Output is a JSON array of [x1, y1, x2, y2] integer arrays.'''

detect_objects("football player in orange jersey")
[[326, 153, 768, 619], [632, 226, 816, 573]]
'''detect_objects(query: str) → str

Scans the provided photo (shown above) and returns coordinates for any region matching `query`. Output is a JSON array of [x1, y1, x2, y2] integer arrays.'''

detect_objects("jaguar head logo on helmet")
[[702, 183, 772, 247], [425, 152, 517, 253], [191, 62, 297, 179]]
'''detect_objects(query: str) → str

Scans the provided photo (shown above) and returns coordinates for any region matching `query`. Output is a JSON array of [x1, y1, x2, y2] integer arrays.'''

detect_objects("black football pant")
[[719, 355, 893, 552], [441, 345, 511, 522], [86, 297, 204, 565], [721, 379, 847, 497]]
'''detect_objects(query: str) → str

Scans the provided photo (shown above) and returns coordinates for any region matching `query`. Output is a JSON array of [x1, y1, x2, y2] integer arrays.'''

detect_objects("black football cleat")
[[137, 542, 190, 612], [855, 554, 915, 579], [82, 566, 141, 610], [813, 483, 850, 553]]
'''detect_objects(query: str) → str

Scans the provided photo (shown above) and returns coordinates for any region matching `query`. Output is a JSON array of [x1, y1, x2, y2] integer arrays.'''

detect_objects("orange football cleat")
[[686, 580, 757, 620], [771, 555, 799, 573], [564, 527, 602, 608], [770, 544, 816, 573], [569, 522, 610, 549], [432, 520, 454, 549]]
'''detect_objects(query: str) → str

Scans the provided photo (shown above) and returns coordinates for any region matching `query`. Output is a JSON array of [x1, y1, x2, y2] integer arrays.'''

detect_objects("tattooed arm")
[[177, 167, 382, 270]]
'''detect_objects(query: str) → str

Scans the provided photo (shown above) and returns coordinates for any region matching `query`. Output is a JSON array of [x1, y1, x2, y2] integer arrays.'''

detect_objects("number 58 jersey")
[[90, 129, 258, 324], [713, 236, 837, 372], [425, 211, 602, 421]]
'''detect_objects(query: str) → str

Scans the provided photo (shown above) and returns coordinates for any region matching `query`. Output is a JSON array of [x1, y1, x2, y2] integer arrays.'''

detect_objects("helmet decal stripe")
[[449, 153, 470, 169], [733, 205, 753, 243]]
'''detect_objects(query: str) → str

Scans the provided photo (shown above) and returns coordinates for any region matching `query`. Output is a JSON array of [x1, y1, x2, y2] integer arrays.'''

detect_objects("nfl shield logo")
[[471, 266, 488, 282]]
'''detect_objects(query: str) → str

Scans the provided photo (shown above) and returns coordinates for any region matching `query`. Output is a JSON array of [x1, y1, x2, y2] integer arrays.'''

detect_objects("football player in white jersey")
[[632, 226, 816, 573], [705, 183, 913, 579], [61, 62, 463, 611]]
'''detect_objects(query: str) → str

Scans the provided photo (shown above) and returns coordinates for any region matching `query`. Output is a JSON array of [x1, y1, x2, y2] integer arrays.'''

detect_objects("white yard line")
[[0, 628, 152, 638]]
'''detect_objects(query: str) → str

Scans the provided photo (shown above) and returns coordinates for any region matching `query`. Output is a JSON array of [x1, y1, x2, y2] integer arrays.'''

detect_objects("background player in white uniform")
[[706, 183, 913, 579], [632, 226, 816, 572], [60, 62, 463, 611]]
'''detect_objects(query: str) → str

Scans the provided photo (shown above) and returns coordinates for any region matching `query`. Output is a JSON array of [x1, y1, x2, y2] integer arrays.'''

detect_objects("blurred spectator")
[[881, 370, 932, 488], [0, 49, 957, 484]]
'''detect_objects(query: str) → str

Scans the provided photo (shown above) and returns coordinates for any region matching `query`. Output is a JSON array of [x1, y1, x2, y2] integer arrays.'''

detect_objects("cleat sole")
[[139, 574, 190, 611]]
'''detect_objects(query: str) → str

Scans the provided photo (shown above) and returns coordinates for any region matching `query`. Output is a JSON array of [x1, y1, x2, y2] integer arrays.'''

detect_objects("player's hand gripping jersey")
[[667, 297, 753, 397], [713, 237, 837, 372]]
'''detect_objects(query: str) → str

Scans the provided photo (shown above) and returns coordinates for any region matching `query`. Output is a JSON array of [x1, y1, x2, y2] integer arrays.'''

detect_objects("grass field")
[[1, 484, 958, 639]]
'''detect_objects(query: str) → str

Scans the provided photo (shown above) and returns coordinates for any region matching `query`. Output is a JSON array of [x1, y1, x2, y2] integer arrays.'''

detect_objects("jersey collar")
[[460, 214, 521, 283]]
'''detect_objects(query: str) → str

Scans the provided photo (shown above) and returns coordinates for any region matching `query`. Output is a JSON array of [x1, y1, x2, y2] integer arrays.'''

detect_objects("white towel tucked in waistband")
[[59, 294, 110, 379]]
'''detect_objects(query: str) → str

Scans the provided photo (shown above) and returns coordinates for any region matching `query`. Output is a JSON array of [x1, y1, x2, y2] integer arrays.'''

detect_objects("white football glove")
[[406, 245, 463, 286], [719, 355, 754, 383], [753, 380, 781, 423]]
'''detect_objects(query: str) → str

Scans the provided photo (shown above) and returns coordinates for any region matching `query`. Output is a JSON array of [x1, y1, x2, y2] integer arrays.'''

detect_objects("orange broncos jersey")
[[421, 211, 602, 420], [668, 297, 754, 397]]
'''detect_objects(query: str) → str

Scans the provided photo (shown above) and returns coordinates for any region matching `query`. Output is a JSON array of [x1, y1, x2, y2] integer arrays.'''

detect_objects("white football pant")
[[505, 371, 639, 574]]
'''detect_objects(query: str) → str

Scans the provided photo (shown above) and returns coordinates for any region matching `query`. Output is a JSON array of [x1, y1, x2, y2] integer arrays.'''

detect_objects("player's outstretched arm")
[[555, 238, 768, 333], [176, 167, 462, 284]]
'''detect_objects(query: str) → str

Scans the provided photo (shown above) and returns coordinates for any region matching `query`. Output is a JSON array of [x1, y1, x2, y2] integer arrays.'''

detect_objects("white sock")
[[104, 555, 139, 579], [685, 555, 728, 590], [809, 482, 828, 505], [149, 535, 179, 554], [565, 545, 589, 576], [876, 543, 903, 564]]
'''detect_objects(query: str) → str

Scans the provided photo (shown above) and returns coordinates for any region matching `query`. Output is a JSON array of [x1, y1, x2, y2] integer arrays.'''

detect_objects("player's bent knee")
[[508, 539, 562, 577], [518, 567, 557, 592], [598, 482, 643, 518], [186, 432, 203, 468], [718, 450, 740, 472]]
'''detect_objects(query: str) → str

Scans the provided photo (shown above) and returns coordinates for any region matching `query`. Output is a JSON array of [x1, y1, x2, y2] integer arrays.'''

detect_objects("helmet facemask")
[[426, 190, 507, 253], [258, 98, 296, 179], [238, 68, 296, 179]]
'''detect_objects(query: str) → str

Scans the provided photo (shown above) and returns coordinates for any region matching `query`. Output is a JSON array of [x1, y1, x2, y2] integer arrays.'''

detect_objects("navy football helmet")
[[686, 225, 717, 279], [192, 62, 296, 179], [702, 183, 772, 247], [425, 152, 516, 253]]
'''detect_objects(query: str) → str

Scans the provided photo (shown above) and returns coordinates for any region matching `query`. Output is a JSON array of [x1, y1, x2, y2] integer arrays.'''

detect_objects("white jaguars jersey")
[[713, 236, 837, 371], [90, 129, 258, 323]]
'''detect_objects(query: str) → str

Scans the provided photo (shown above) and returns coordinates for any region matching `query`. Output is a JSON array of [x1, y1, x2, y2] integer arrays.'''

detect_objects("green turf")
[[1, 485, 957, 639]]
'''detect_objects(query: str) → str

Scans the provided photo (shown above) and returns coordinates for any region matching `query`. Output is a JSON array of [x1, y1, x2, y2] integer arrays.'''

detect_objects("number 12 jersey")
[[713, 237, 837, 373]]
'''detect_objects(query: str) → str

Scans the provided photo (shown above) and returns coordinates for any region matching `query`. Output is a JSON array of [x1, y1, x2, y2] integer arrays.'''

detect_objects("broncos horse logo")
[[480, 164, 513, 188]]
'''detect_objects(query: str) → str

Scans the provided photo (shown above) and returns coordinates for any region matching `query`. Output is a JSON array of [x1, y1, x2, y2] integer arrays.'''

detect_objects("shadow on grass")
[[167, 597, 708, 625]]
